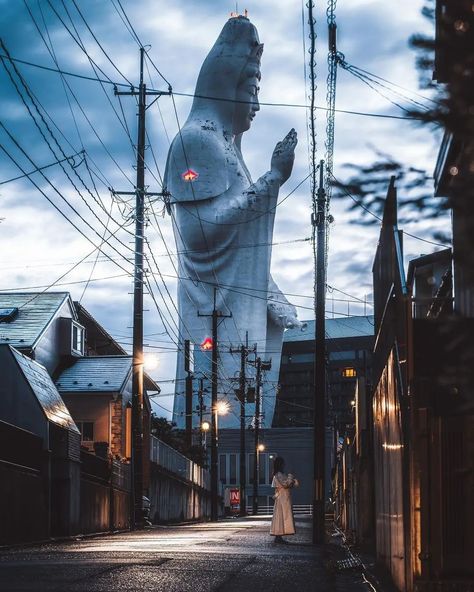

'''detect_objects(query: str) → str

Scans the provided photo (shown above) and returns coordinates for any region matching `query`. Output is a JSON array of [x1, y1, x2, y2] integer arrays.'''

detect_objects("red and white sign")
[[229, 488, 240, 507]]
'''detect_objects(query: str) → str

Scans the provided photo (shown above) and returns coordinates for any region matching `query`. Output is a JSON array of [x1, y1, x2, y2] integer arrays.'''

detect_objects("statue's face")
[[233, 67, 261, 135]]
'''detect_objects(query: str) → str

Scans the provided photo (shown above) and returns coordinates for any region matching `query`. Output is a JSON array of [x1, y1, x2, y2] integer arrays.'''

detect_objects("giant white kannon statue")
[[165, 15, 300, 428]]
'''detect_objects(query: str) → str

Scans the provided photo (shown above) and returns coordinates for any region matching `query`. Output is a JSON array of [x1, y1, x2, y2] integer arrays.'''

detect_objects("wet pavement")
[[0, 517, 375, 591]]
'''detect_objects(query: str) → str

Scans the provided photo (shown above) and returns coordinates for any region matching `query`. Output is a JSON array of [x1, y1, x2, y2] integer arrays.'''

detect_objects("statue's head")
[[190, 16, 264, 134], [233, 44, 262, 134]]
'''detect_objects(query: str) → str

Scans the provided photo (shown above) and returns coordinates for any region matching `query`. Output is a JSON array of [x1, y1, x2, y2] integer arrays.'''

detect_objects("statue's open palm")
[[271, 128, 297, 185]]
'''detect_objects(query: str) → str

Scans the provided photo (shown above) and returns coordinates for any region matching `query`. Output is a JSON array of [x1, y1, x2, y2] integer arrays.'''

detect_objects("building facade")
[[272, 316, 374, 433]]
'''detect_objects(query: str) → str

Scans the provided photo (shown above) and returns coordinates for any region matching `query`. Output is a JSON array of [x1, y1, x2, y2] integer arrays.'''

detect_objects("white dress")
[[270, 472, 296, 536]]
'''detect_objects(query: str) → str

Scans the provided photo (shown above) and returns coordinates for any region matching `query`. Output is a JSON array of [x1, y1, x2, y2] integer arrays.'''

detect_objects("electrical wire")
[[0, 140, 133, 276], [0, 54, 423, 121], [0, 41, 137, 251], [330, 171, 450, 248], [0, 151, 83, 185]]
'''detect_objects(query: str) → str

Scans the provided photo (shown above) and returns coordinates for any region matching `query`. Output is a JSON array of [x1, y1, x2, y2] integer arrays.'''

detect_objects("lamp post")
[[253, 443, 265, 515]]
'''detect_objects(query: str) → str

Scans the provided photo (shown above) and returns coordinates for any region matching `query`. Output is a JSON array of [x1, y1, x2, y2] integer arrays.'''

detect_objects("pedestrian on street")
[[270, 456, 299, 543]]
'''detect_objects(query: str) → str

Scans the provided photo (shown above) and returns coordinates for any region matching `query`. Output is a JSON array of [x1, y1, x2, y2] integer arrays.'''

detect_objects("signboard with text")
[[229, 488, 240, 513]]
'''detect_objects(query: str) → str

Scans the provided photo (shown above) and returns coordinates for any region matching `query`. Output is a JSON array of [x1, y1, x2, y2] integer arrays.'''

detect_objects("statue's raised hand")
[[270, 128, 297, 185]]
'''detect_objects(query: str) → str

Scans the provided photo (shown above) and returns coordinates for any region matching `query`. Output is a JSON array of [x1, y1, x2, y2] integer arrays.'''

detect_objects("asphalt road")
[[0, 517, 372, 592]]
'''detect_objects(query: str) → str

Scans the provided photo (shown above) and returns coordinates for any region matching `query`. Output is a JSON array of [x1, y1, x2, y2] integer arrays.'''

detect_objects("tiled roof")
[[9, 346, 79, 432], [0, 292, 70, 350], [56, 355, 132, 393], [283, 315, 375, 343]]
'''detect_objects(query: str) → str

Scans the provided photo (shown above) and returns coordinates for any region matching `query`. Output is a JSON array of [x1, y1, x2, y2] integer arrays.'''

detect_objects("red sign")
[[230, 488, 240, 507], [182, 169, 199, 182], [200, 337, 213, 351]]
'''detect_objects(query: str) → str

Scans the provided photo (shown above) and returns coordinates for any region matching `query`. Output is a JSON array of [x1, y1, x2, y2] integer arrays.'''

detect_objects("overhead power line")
[[0, 53, 422, 121]]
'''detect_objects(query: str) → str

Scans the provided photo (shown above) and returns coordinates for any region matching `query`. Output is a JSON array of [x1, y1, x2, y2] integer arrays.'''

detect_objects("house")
[[0, 344, 81, 542], [56, 355, 134, 458], [0, 292, 85, 375]]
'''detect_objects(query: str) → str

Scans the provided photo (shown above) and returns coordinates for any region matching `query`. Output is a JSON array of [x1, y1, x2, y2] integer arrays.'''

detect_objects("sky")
[[0, 0, 447, 418]]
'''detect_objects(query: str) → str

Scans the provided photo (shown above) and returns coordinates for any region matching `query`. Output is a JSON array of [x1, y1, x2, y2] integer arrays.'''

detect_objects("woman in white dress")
[[270, 456, 298, 543]]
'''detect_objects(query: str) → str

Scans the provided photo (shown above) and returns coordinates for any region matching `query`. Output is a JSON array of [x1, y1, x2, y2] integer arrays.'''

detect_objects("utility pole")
[[239, 341, 247, 517], [114, 48, 170, 530], [248, 356, 271, 515], [198, 287, 232, 521], [184, 339, 193, 449], [198, 377, 205, 443], [253, 357, 262, 516], [230, 333, 253, 517], [313, 160, 327, 544]]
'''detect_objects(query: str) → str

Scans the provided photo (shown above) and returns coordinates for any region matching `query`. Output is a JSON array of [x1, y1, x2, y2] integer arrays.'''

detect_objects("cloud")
[[0, 0, 448, 403]]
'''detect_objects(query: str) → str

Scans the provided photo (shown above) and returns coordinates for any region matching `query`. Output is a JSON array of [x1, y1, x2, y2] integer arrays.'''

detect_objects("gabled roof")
[[55, 355, 133, 393], [74, 301, 127, 356], [8, 346, 79, 432], [0, 292, 72, 350], [283, 316, 374, 343]]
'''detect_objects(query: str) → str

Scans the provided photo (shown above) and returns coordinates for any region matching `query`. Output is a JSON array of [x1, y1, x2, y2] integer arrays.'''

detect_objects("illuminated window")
[[342, 367, 357, 378], [77, 421, 94, 442]]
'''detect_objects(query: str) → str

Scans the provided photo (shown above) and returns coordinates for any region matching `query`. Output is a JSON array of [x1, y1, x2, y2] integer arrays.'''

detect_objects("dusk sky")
[[0, 0, 447, 417]]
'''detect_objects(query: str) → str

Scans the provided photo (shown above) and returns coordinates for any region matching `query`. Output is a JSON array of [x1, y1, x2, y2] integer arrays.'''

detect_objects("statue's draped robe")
[[164, 17, 297, 428]]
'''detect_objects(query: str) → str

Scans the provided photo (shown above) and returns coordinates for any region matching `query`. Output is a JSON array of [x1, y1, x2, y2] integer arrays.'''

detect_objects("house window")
[[72, 322, 84, 355], [77, 421, 94, 442], [342, 367, 357, 378]]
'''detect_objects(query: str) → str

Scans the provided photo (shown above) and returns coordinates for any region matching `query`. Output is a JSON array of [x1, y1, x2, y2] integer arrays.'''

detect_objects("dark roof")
[[55, 355, 132, 393], [407, 248, 452, 287], [74, 301, 127, 356], [8, 346, 79, 432], [0, 292, 71, 350], [283, 316, 374, 343]]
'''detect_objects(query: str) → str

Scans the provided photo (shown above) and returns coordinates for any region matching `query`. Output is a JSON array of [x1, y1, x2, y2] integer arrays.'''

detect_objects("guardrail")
[[256, 504, 313, 516], [150, 436, 210, 490]]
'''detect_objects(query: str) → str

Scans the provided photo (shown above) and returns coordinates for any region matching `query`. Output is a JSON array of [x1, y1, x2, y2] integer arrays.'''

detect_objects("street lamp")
[[214, 399, 230, 436], [253, 443, 266, 515], [201, 420, 210, 451]]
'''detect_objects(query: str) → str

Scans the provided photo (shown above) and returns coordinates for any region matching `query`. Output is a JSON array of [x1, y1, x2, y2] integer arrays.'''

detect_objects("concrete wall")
[[149, 464, 210, 523]]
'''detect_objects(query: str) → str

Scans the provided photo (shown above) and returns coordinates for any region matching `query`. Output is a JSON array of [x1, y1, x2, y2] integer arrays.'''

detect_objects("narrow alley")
[[0, 517, 376, 592]]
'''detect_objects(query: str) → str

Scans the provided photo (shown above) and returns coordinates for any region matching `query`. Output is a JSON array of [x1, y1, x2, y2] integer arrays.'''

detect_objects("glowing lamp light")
[[200, 337, 213, 351], [182, 169, 199, 182], [201, 420, 211, 432], [215, 400, 230, 416], [257, 443, 265, 452]]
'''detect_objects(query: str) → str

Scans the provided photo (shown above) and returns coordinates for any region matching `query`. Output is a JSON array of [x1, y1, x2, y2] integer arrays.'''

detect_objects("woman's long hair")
[[273, 456, 284, 476]]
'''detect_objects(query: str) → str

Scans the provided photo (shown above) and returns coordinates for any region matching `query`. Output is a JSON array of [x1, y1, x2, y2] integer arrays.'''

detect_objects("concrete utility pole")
[[248, 356, 271, 515], [198, 287, 231, 521], [114, 48, 169, 530], [184, 339, 193, 449], [238, 343, 247, 516], [230, 334, 254, 517], [312, 160, 327, 544]]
